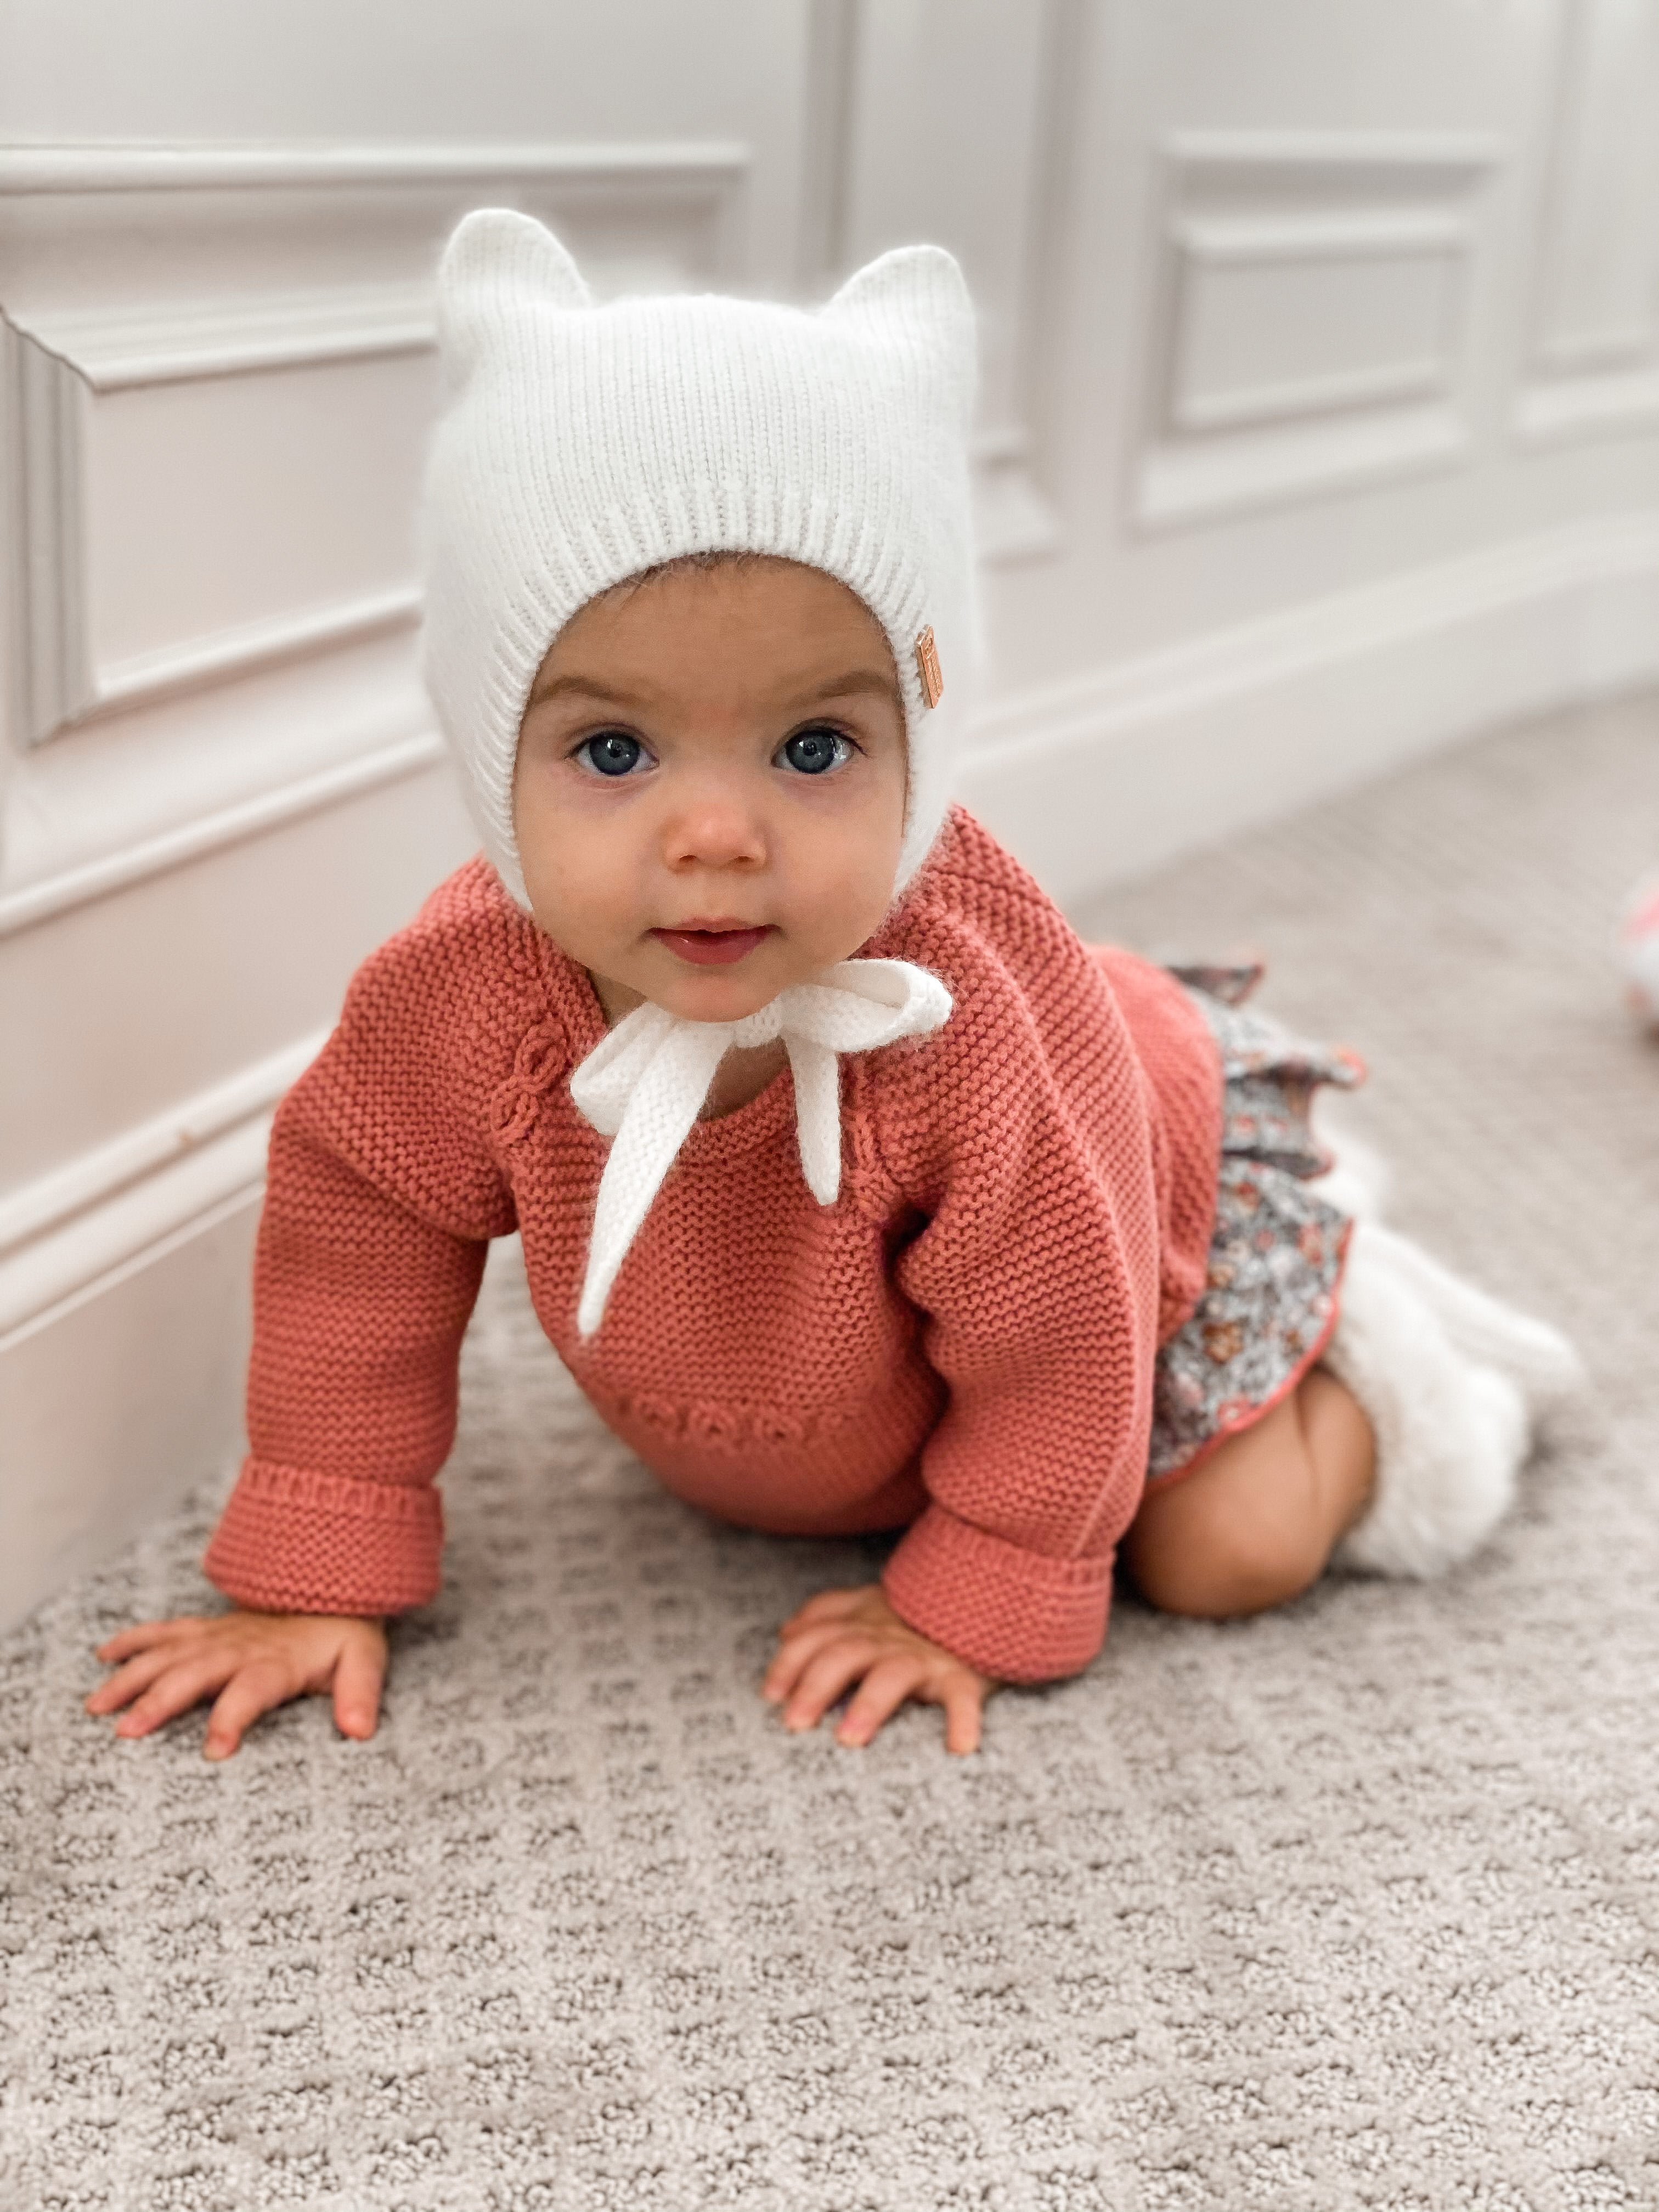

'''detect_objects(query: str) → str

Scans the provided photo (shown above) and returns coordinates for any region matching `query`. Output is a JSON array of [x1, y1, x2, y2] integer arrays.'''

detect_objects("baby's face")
[[513, 557, 909, 1023]]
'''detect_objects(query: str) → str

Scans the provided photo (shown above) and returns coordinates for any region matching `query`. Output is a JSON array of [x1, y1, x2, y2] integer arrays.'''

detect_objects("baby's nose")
[[662, 791, 768, 870]]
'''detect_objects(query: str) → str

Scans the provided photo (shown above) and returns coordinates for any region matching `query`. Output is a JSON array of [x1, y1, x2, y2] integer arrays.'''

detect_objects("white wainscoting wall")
[[3, 0, 1657, 1624]]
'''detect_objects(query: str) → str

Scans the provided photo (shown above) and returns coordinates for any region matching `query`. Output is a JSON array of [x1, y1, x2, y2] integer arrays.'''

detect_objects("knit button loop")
[[490, 1019, 566, 1144]]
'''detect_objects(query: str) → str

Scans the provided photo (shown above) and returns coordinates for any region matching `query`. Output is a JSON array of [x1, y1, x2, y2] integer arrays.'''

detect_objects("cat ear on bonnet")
[[822, 244, 978, 437], [435, 207, 594, 376]]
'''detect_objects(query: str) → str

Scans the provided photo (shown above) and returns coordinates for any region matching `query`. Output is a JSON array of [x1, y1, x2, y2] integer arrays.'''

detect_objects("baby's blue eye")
[[578, 731, 645, 777], [780, 726, 851, 776]]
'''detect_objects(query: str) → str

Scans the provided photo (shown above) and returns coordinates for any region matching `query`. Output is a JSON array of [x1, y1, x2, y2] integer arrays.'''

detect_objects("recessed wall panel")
[[1137, 137, 1496, 528], [82, 347, 436, 678], [1173, 241, 1457, 433]]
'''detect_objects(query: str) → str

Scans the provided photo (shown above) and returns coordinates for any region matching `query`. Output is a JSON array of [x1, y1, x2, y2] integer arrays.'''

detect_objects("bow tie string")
[[568, 958, 951, 1335]]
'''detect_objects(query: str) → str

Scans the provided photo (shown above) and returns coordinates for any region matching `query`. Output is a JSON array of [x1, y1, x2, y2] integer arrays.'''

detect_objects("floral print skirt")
[[1146, 966, 1364, 1486]]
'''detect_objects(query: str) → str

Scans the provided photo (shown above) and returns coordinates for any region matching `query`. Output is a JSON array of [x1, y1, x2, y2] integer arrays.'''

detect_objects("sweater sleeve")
[[204, 889, 522, 1615], [873, 922, 1167, 1685]]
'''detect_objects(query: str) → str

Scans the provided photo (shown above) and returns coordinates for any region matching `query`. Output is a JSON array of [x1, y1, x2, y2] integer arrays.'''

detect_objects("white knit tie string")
[[569, 958, 951, 1336]]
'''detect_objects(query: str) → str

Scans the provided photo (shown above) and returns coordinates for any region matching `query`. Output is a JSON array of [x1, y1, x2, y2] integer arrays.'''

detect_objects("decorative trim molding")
[[960, 512, 1659, 908], [1138, 409, 1469, 533], [1512, 0, 1659, 448], [0, 140, 752, 195], [8, 285, 438, 392], [1174, 207, 1471, 263], [3, 300, 430, 745], [1513, 366, 1659, 446], [6, 318, 88, 741], [815, 2, 1072, 565], [795, 0, 861, 290], [82, 586, 422, 730], [1137, 131, 1499, 531], [969, 0, 1083, 566], [1161, 129, 1504, 173], [0, 1029, 323, 1259], [1166, 206, 1469, 434], [1, 300, 433, 742], [0, 1029, 324, 1344], [0, 726, 447, 939]]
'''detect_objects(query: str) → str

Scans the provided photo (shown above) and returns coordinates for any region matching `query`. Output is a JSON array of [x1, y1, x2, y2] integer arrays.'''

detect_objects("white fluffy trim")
[[1359, 1224, 1584, 1414], [1325, 1220, 1532, 1578], [1307, 1109, 1392, 1224]]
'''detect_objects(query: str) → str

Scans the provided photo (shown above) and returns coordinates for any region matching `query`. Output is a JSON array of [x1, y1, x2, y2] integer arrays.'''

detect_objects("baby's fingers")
[[834, 1655, 927, 1748], [936, 1677, 986, 1757], [113, 1649, 243, 1740], [86, 1644, 187, 1716], [781, 1637, 879, 1734], [762, 1618, 856, 1706], [95, 1617, 206, 1665], [331, 1633, 387, 1743], [203, 1660, 302, 1762]]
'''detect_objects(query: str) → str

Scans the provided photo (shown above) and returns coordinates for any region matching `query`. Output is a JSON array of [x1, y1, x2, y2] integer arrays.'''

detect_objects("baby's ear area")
[[822, 245, 977, 428], [435, 208, 594, 370]]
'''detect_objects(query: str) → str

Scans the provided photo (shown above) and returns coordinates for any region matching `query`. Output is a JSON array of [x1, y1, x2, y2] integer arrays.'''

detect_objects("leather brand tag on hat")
[[914, 625, 944, 708]]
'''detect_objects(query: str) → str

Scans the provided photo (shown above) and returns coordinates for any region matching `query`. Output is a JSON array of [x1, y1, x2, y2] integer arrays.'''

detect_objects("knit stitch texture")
[[204, 809, 1223, 1683]]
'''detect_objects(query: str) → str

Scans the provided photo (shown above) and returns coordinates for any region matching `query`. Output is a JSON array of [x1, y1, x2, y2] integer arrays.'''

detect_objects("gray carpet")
[[5, 694, 1658, 2212]]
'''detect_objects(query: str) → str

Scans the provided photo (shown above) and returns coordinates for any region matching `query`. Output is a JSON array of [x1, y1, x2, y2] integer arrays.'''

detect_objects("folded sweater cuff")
[[882, 1503, 1111, 1684], [204, 1458, 443, 1616]]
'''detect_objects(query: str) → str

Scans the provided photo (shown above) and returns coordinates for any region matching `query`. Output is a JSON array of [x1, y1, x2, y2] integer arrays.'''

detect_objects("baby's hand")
[[763, 1583, 996, 1754], [85, 1610, 387, 1760]]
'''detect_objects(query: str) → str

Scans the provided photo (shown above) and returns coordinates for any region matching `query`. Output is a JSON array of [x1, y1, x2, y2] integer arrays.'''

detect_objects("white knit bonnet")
[[420, 206, 981, 907]]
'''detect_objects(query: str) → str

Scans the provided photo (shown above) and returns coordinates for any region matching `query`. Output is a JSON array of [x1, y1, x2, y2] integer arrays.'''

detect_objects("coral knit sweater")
[[205, 808, 1223, 1684]]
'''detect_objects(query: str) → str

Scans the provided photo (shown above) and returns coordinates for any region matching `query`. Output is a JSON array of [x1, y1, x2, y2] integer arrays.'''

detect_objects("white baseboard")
[[0, 1031, 323, 1344], [0, 1031, 337, 1629], [0, 1188, 260, 1634], [959, 512, 1659, 907]]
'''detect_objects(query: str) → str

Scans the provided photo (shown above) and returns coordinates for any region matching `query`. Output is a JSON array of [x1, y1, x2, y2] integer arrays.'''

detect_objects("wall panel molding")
[[1137, 133, 1499, 528], [0, 1026, 324, 1345], [3, 315, 88, 746], [10, 284, 438, 391], [4, 302, 427, 742], [0, 140, 752, 195], [1514, 0, 1659, 447], [0, 726, 445, 938]]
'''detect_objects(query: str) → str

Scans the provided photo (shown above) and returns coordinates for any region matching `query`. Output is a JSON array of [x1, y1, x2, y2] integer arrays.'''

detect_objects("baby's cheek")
[[520, 805, 636, 945], [807, 846, 904, 960]]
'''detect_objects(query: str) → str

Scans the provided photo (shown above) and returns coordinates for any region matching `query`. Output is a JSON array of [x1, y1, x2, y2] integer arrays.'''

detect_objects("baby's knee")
[[1125, 1486, 1329, 1621]]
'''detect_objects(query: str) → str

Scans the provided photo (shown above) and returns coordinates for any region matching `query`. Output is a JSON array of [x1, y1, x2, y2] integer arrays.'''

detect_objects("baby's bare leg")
[[1122, 1368, 1374, 1619]]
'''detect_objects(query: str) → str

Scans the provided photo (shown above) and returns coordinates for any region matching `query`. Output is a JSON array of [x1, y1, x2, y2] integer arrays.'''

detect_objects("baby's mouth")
[[650, 921, 776, 968]]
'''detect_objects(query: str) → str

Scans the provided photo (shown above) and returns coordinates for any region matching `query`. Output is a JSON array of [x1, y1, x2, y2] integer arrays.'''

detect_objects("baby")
[[87, 213, 1577, 1761]]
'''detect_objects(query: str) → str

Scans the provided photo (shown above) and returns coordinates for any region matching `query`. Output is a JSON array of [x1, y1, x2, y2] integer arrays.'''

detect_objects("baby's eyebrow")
[[795, 669, 901, 707], [528, 672, 639, 709], [528, 667, 899, 710]]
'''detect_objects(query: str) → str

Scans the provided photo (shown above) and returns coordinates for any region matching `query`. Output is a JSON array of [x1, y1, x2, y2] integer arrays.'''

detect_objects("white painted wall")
[[3, 0, 1658, 1625]]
